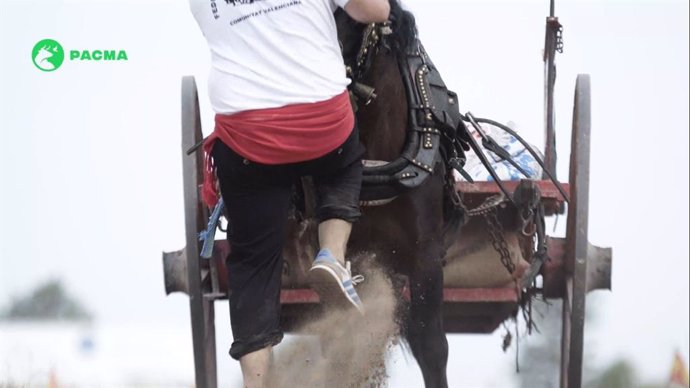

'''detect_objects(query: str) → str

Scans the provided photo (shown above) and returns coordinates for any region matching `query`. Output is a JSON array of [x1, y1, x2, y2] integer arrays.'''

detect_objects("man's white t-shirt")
[[189, 0, 351, 115]]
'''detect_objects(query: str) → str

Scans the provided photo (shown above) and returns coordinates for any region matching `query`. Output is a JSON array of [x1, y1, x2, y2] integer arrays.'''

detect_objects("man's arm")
[[343, 0, 390, 23]]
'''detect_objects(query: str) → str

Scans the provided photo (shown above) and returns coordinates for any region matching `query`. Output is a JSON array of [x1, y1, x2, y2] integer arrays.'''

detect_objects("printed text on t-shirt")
[[228, 0, 302, 26], [225, 0, 266, 5]]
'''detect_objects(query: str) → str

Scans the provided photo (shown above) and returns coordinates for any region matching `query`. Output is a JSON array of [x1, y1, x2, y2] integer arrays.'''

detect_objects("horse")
[[282, 3, 563, 380], [334, 2, 456, 387]]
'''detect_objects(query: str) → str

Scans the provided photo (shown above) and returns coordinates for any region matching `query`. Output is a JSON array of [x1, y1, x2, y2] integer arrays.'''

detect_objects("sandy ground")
[[268, 263, 399, 388]]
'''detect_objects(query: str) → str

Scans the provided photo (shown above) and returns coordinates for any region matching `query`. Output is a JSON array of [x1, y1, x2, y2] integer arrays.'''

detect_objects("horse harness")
[[343, 21, 564, 292], [346, 22, 471, 205]]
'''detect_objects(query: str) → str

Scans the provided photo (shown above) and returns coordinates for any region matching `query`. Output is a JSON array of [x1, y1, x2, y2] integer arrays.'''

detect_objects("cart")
[[162, 5, 611, 387]]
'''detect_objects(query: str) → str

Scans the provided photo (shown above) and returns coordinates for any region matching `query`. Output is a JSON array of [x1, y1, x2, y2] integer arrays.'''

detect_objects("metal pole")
[[542, 0, 562, 180]]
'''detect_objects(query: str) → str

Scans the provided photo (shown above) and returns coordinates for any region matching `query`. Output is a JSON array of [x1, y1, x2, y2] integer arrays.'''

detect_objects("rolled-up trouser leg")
[[313, 157, 363, 223], [223, 184, 289, 360], [213, 142, 290, 360]]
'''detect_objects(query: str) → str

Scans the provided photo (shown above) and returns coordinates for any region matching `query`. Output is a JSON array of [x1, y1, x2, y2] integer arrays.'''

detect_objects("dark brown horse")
[[336, 3, 453, 387]]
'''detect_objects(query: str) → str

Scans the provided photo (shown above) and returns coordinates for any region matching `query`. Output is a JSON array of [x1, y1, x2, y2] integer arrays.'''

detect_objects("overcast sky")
[[1, 0, 688, 386]]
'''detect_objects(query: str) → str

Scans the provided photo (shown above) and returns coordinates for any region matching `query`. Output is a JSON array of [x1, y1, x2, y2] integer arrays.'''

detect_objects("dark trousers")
[[212, 128, 364, 360]]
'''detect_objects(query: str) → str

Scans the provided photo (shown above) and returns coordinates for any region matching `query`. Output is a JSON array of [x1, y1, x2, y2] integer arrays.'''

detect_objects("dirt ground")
[[267, 260, 399, 388]]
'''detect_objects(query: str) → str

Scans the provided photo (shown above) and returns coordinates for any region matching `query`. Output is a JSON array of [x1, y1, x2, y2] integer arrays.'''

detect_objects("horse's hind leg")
[[406, 262, 448, 388]]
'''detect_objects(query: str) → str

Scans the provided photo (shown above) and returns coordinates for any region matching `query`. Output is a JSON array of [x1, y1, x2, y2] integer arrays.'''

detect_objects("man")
[[188, 0, 390, 386]]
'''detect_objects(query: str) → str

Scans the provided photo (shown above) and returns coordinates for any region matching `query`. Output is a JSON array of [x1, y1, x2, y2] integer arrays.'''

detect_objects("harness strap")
[[359, 38, 463, 202]]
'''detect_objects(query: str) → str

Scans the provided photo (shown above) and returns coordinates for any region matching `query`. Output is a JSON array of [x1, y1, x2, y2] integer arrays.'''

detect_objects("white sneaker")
[[308, 249, 365, 315]]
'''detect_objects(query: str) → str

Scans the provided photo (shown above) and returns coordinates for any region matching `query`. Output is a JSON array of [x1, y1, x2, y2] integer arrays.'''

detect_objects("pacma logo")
[[70, 50, 129, 61], [32, 38, 129, 72]]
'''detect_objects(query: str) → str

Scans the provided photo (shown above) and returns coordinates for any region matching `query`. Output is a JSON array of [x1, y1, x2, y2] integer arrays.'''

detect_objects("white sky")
[[0, 0, 688, 387]]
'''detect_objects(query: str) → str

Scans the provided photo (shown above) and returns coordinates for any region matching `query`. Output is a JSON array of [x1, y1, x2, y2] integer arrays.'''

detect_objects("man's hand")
[[344, 0, 390, 23]]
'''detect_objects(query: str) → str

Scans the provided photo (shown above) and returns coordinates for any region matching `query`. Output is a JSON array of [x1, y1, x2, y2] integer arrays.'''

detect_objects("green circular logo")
[[32, 39, 65, 72]]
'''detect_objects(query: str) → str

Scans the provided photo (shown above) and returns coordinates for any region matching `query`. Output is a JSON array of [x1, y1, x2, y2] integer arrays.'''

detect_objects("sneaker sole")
[[308, 265, 365, 315]]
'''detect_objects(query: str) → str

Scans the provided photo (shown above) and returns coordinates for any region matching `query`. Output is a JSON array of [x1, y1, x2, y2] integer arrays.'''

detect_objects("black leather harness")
[[352, 26, 469, 203]]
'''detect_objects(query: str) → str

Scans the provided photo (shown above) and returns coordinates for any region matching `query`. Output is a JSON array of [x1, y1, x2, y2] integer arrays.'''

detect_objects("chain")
[[483, 207, 516, 275], [467, 194, 506, 217], [467, 194, 516, 276], [461, 194, 519, 286]]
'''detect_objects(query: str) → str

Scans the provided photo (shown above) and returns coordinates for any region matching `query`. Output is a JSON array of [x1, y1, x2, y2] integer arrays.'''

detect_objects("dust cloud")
[[267, 262, 400, 388]]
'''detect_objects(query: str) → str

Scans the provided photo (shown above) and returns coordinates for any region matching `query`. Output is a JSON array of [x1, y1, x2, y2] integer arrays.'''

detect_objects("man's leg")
[[312, 128, 363, 263], [240, 347, 272, 388], [318, 218, 352, 265], [213, 141, 291, 387], [308, 154, 364, 312]]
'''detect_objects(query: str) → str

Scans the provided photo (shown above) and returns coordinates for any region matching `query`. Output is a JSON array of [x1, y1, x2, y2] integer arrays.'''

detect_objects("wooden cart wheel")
[[181, 76, 218, 388], [560, 74, 591, 388]]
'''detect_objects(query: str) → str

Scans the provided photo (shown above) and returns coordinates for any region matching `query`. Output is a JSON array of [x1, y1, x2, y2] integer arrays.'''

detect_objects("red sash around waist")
[[201, 91, 354, 207]]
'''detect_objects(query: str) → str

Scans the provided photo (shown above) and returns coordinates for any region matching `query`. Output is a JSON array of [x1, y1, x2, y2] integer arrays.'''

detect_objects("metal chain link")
[[483, 207, 516, 275], [459, 193, 517, 278], [467, 194, 506, 217]]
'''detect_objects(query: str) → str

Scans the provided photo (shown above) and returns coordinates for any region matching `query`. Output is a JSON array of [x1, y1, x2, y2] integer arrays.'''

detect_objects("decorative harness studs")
[[347, 25, 468, 204]]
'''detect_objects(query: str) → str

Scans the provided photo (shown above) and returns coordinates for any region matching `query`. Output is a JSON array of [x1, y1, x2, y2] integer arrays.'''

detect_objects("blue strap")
[[314, 249, 336, 263], [198, 198, 224, 259]]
